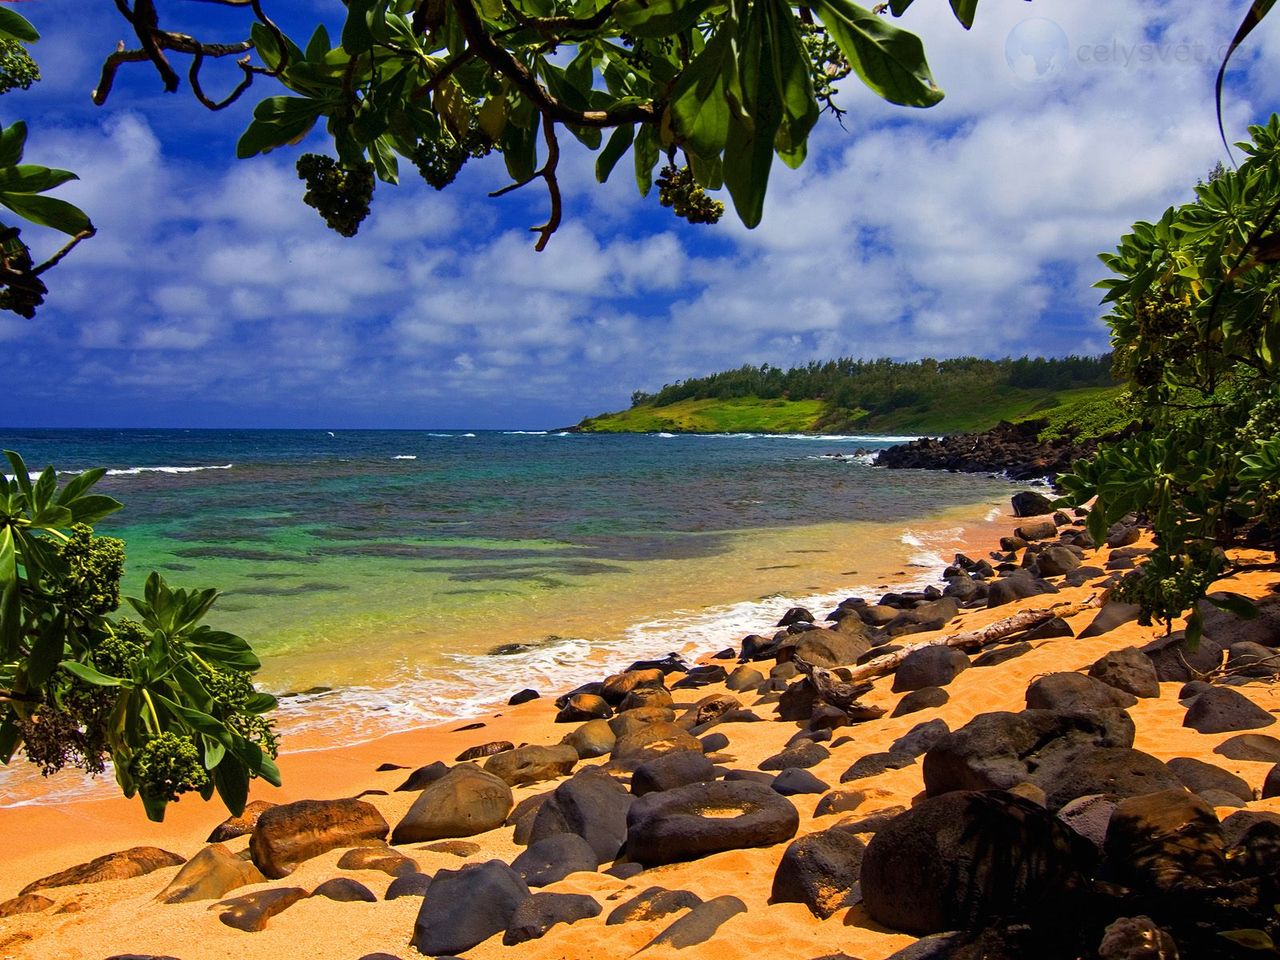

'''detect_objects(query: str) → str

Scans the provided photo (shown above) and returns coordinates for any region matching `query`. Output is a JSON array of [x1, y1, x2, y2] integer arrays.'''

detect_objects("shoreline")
[[0, 495, 1012, 897]]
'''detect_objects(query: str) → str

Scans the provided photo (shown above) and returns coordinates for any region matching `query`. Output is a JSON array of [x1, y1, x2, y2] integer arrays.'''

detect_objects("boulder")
[[600, 668, 666, 705], [892, 646, 969, 692], [835, 806, 909, 836], [973, 643, 1032, 669], [779, 606, 816, 626], [671, 665, 728, 689], [411, 860, 530, 956], [394, 761, 450, 792], [156, 844, 265, 904], [1039, 748, 1184, 812], [1021, 616, 1075, 641], [700, 732, 730, 753], [1222, 810, 1280, 848], [419, 839, 480, 858], [1056, 794, 1117, 852], [890, 719, 952, 760], [1012, 491, 1054, 517], [1025, 672, 1138, 712], [861, 791, 1091, 936], [1103, 789, 1226, 894], [217, 887, 309, 932], [610, 706, 677, 738], [636, 896, 746, 951], [385, 872, 433, 899], [456, 740, 514, 762], [1227, 641, 1280, 678], [391, 765, 513, 844], [725, 665, 765, 693], [1097, 916, 1179, 960], [1167, 756, 1253, 803], [207, 800, 276, 843], [560, 719, 616, 759], [760, 740, 829, 771], [1182, 686, 1276, 734], [814, 790, 866, 818], [987, 571, 1057, 608], [1088, 648, 1161, 699], [503, 892, 601, 945], [527, 766, 634, 863], [788, 628, 872, 668], [772, 768, 830, 796], [1214, 733, 1280, 762], [1014, 519, 1057, 542], [336, 843, 417, 876], [1079, 602, 1143, 639], [841, 752, 913, 783], [508, 688, 540, 706], [892, 686, 950, 716], [675, 693, 742, 730], [1034, 546, 1081, 578], [311, 877, 377, 903], [612, 720, 702, 761], [770, 828, 866, 918], [0, 894, 54, 917], [619, 686, 675, 712], [626, 780, 800, 865], [632, 751, 717, 796], [21, 847, 186, 895], [510, 833, 598, 887], [556, 693, 613, 723], [484, 744, 579, 786], [1198, 593, 1280, 648], [776, 678, 819, 722], [606, 886, 702, 925]]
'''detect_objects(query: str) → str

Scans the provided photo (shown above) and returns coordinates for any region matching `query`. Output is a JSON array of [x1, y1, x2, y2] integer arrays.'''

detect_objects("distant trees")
[[632, 355, 1117, 415]]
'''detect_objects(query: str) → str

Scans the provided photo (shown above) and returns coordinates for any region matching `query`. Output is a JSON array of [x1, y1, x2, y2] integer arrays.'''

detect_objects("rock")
[[632, 751, 717, 796], [555, 681, 606, 709], [611, 706, 677, 738], [511, 833, 598, 887], [528, 766, 634, 863], [1078, 602, 1142, 639], [484, 743, 579, 786], [385, 871, 433, 899], [890, 720, 952, 760], [411, 860, 530, 956], [619, 686, 675, 712], [1065, 566, 1107, 588], [892, 646, 970, 692], [1056, 794, 1117, 851], [770, 828, 865, 918], [1097, 916, 1180, 960], [613, 720, 702, 761], [456, 740, 514, 762], [21, 847, 186, 895], [835, 806, 909, 836], [776, 678, 819, 722], [1263, 763, 1280, 799], [772, 768, 830, 796], [395, 761, 450, 792], [1167, 756, 1253, 803], [725, 665, 765, 692], [601, 668, 667, 705], [561, 719, 616, 759], [508, 688, 540, 705], [249, 799, 388, 881], [861, 791, 1091, 936], [1178, 680, 1212, 702], [885, 599, 960, 639], [217, 887, 308, 932], [1214, 733, 1280, 762], [420, 840, 480, 857], [890, 686, 950, 716], [987, 571, 1059, 608], [311, 877, 377, 902], [603, 861, 645, 880], [1015, 519, 1057, 542], [1088, 648, 1161, 699], [1198, 592, 1280, 648], [779, 606, 816, 626], [1141, 631, 1226, 682], [841, 752, 913, 782], [0, 894, 54, 917], [1226, 819, 1280, 878], [760, 740, 829, 771], [671, 665, 729, 689], [814, 790, 866, 818], [1034, 546, 1081, 578], [1025, 672, 1138, 712], [786, 628, 872, 668], [636, 896, 747, 951], [556, 693, 613, 722], [1222, 810, 1280, 848], [207, 800, 276, 842], [1104, 789, 1226, 893], [973, 643, 1032, 668], [626, 780, 800, 866], [1227, 641, 1280, 678], [391, 765, 513, 844], [1040, 747, 1184, 812], [503, 892, 601, 945], [337, 843, 418, 876], [922, 708, 1136, 801], [1183, 686, 1276, 733], [156, 844, 265, 904], [606, 886, 702, 925], [676, 693, 742, 730], [699, 732, 730, 753], [1012, 491, 1054, 517]]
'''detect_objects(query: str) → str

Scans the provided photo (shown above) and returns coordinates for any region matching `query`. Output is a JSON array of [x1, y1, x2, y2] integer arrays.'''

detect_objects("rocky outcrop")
[[875, 419, 1105, 481]]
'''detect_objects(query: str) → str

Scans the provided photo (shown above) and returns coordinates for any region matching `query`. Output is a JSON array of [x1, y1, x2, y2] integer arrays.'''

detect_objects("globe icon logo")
[[1005, 18, 1070, 83]]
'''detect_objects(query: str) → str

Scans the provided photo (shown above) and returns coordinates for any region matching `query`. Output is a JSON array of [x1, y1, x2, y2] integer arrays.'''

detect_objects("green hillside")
[[576, 397, 827, 433]]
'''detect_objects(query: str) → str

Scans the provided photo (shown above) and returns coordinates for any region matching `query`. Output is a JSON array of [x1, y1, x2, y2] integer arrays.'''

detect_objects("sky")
[[2, 0, 1278, 429]]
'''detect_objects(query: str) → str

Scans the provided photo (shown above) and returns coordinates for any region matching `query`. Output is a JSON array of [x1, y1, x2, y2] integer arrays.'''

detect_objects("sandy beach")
[[1, 501, 1276, 960]]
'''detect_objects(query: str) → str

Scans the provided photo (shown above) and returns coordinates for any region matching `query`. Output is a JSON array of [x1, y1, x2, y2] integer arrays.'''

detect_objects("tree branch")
[[489, 113, 563, 250]]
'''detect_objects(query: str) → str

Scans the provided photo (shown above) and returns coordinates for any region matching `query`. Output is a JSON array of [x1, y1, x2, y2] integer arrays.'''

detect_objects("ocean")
[[0, 428, 1014, 804]]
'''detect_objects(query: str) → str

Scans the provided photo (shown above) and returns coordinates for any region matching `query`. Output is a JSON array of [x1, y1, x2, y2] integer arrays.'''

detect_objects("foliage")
[[578, 395, 827, 432], [1032, 387, 1136, 444], [1059, 118, 1280, 636], [0, 452, 279, 822], [0, 8, 94, 319], [87, 0, 984, 249]]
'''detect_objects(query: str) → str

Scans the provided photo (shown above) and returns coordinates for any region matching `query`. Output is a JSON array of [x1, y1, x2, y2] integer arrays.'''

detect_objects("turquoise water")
[[0, 428, 1012, 799]]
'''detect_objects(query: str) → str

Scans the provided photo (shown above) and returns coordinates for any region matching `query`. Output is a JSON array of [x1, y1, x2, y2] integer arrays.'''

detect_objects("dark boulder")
[[1012, 491, 1054, 517], [972, 643, 1032, 669], [725, 665, 765, 693], [395, 761, 450, 793], [1198, 593, 1280, 648], [391, 765, 513, 844], [892, 646, 969, 692], [1167, 756, 1253, 803], [987, 570, 1057, 608], [1079, 602, 1143, 639], [840, 752, 913, 783], [1055, 794, 1116, 852], [890, 719, 951, 761], [216, 887, 308, 932], [892, 686, 950, 716], [606, 886, 701, 925], [484, 744, 579, 786], [671, 664, 729, 689], [510, 833, 598, 887], [631, 751, 717, 796], [1024, 672, 1138, 712], [310, 877, 376, 903], [1182, 686, 1276, 734], [860, 791, 1092, 936], [508, 688, 540, 705], [771, 768, 830, 796], [560, 719, 616, 759], [770, 828, 866, 918], [503, 892, 601, 945], [411, 860, 530, 956], [635, 896, 747, 951], [1035, 546, 1081, 578], [776, 678, 819, 722], [760, 740, 829, 771], [1088, 647, 1161, 699], [556, 693, 613, 723], [527, 766, 634, 863], [1214, 733, 1280, 762], [612, 720, 702, 761], [385, 871, 432, 899], [1226, 641, 1280, 678], [1142, 631, 1228, 683], [1103, 789, 1226, 894], [625, 780, 800, 866], [779, 606, 816, 626], [1039, 747, 1183, 812], [1020, 616, 1075, 641], [1097, 916, 1179, 960], [1015, 519, 1057, 542], [250, 799, 387, 879]]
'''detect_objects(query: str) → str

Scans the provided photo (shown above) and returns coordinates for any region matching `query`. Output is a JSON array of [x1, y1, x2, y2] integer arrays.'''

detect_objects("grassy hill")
[[576, 385, 1128, 437]]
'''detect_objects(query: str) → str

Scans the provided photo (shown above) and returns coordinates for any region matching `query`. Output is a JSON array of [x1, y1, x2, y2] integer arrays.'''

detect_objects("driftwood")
[[793, 595, 1103, 717]]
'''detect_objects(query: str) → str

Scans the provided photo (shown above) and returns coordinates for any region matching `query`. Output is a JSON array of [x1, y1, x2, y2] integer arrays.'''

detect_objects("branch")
[[489, 113, 562, 250], [31, 229, 97, 278], [0, 689, 39, 705]]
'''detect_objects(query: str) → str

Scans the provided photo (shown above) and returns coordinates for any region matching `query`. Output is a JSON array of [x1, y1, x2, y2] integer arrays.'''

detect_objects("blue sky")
[[3, 0, 1278, 428]]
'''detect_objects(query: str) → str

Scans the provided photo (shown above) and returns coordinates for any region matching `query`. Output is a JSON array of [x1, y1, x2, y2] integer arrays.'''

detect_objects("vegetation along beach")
[[4, 1, 1280, 959]]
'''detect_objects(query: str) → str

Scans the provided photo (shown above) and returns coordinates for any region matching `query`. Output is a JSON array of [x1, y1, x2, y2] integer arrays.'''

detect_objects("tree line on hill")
[[629, 355, 1117, 416]]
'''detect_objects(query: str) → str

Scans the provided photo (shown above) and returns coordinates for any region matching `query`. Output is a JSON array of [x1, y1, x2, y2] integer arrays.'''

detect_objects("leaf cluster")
[[0, 452, 279, 822]]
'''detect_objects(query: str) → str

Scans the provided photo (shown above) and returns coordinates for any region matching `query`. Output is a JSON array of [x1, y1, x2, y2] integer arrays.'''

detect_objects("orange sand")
[[0, 514, 1276, 960]]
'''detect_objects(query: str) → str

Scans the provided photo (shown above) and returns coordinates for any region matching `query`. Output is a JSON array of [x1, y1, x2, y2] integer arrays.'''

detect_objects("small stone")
[[207, 800, 276, 843], [418, 840, 480, 858], [760, 740, 830, 771], [217, 888, 308, 932], [813, 790, 865, 818], [395, 761, 450, 792], [503, 892, 601, 945], [1215, 733, 1280, 762], [1183, 686, 1276, 734], [891, 686, 950, 716], [509, 688, 540, 705], [311, 877, 376, 902], [385, 872, 433, 900], [336, 844, 418, 876], [636, 896, 747, 951], [456, 740, 514, 762], [0, 894, 54, 917], [771, 768, 830, 796], [606, 886, 702, 925]]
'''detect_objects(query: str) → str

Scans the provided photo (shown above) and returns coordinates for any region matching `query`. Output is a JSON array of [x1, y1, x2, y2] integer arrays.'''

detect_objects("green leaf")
[[766, 0, 819, 169], [203, 736, 226, 770], [236, 97, 325, 159], [4, 450, 32, 501], [0, 192, 93, 236], [668, 27, 740, 160], [214, 755, 250, 817], [0, 539, 19, 659], [633, 123, 660, 197], [0, 122, 26, 168], [59, 660, 124, 687], [1220, 929, 1277, 951], [596, 124, 634, 183], [342, 0, 376, 52], [305, 23, 332, 62], [0, 717, 20, 764], [949, 0, 978, 29], [812, 0, 944, 108], [1207, 592, 1260, 620], [55, 468, 107, 506], [27, 612, 66, 688], [721, 0, 781, 229], [245, 692, 279, 714], [0, 165, 78, 195], [67, 494, 123, 526], [0, 8, 39, 43], [613, 0, 716, 38]]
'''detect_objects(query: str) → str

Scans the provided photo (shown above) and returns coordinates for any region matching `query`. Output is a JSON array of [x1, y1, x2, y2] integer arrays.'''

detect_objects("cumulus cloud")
[[3, 0, 1276, 427]]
